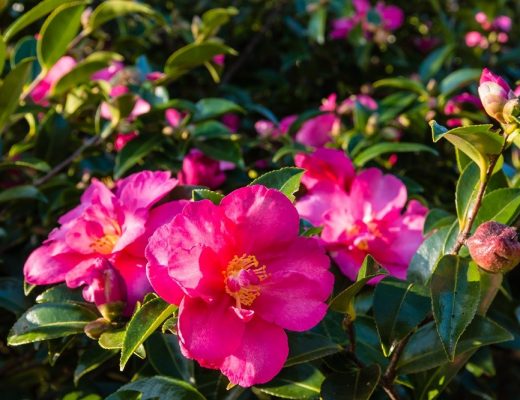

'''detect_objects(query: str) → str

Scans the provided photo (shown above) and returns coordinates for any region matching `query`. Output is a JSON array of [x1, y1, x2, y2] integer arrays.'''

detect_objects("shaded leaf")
[[321, 364, 381, 400], [256, 364, 324, 399], [353, 142, 437, 167], [106, 376, 205, 400]]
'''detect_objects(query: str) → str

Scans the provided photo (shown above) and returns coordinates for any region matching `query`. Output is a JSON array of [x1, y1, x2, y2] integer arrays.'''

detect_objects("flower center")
[[224, 254, 269, 308], [90, 219, 122, 255]]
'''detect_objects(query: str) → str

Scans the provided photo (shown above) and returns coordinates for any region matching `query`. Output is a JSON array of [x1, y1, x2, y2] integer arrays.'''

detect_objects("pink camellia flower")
[[444, 92, 482, 127], [31, 56, 77, 105], [295, 149, 355, 226], [465, 31, 486, 48], [24, 171, 182, 316], [339, 94, 378, 114], [165, 108, 184, 128], [321, 168, 427, 280], [330, 17, 357, 39], [91, 61, 124, 82], [213, 54, 226, 66], [114, 132, 138, 152], [222, 113, 240, 132], [100, 85, 151, 122], [475, 12, 491, 31], [146, 71, 166, 81], [478, 68, 515, 123], [493, 16, 512, 33], [295, 94, 342, 147], [145, 185, 333, 387], [353, 0, 371, 15], [178, 149, 226, 189], [376, 3, 404, 31], [255, 115, 297, 138]]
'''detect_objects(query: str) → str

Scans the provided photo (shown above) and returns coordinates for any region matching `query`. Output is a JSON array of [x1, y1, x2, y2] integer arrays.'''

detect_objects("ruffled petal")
[[220, 318, 288, 387], [296, 182, 349, 226]]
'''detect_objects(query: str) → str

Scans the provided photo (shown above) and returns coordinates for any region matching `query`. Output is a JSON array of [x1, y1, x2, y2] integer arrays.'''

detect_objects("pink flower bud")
[[478, 68, 515, 123], [466, 221, 520, 273], [178, 149, 226, 189]]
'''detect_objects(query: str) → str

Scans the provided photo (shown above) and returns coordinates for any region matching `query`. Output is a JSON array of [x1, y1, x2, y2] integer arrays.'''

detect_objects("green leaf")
[[52, 52, 123, 96], [193, 98, 244, 122], [0, 278, 28, 315], [192, 120, 231, 138], [4, 0, 77, 42], [0, 34, 5, 75], [86, 0, 157, 33], [373, 77, 427, 96], [106, 376, 205, 400], [353, 142, 438, 167], [285, 332, 341, 367], [307, 7, 326, 44], [74, 345, 117, 385], [329, 255, 384, 315], [114, 134, 162, 179], [120, 297, 177, 370], [373, 278, 430, 355], [321, 364, 381, 400], [439, 68, 481, 96], [0, 58, 33, 131], [250, 167, 305, 201], [256, 364, 324, 399], [431, 255, 481, 360], [407, 225, 451, 284], [397, 315, 512, 374], [7, 303, 98, 345], [0, 184, 46, 203], [196, 138, 242, 166], [164, 41, 237, 81], [199, 7, 238, 40], [419, 45, 454, 82], [0, 157, 50, 172], [430, 121, 504, 180], [36, 284, 85, 304], [475, 188, 520, 227], [455, 162, 480, 228], [145, 333, 191, 381], [423, 209, 455, 235], [37, 1, 86, 70], [192, 189, 224, 204]]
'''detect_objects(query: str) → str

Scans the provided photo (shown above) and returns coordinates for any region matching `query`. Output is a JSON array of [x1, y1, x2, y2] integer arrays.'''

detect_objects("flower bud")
[[478, 68, 515, 123], [502, 98, 520, 124], [466, 221, 520, 273], [84, 318, 112, 340]]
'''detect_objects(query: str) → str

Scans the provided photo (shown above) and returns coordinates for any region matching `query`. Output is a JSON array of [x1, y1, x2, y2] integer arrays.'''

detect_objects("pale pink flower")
[[497, 32, 509, 44], [321, 168, 427, 280], [31, 56, 77, 105], [475, 12, 491, 30], [24, 171, 181, 314], [145, 185, 333, 387], [255, 115, 297, 138], [178, 149, 226, 189], [478, 68, 515, 123], [339, 94, 378, 114], [100, 85, 151, 122], [465, 31, 486, 48]]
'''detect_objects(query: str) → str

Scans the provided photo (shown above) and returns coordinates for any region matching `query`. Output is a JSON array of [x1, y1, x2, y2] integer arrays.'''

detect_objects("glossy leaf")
[[353, 142, 438, 167], [321, 364, 381, 400], [475, 188, 520, 227], [36, 284, 84, 304], [256, 364, 324, 399], [0, 184, 46, 203], [192, 189, 224, 204], [0, 58, 33, 131], [120, 298, 177, 370], [423, 208, 454, 234], [74, 345, 117, 385], [196, 138, 242, 166], [285, 332, 342, 367], [86, 1, 157, 32], [114, 135, 162, 179], [0, 278, 28, 315], [373, 77, 427, 95], [8, 303, 98, 345], [250, 167, 305, 201], [455, 162, 480, 228], [193, 98, 244, 122], [37, 2, 86, 70], [145, 333, 191, 381], [430, 121, 504, 180], [397, 315, 512, 374], [431, 255, 481, 360], [307, 7, 326, 44], [419, 45, 454, 81], [198, 7, 238, 40], [192, 120, 231, 138], [106, 376, 205, 400], [439, 68, 481, 96]]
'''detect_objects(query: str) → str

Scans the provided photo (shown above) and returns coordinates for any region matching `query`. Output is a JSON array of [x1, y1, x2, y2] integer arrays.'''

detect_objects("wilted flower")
[[178, 149, 226, 189], [467, 221, 520, 273], [145, 185, 333, 387], [24, 171, 183, 315], [478, 68, 515, 123]]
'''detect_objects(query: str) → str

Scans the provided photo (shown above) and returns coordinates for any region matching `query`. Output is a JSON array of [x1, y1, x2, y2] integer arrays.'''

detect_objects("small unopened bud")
[[502, 98, 520, 124], [466, 221, 520, 273], [84, 318, 112, 339], [478, 68, 515, 123]]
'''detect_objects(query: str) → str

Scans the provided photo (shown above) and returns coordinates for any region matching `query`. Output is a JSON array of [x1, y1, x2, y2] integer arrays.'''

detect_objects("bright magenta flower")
[[31, 56, 77, 105], [91, 61, 124, 82], [375, 3, 404, 31], [24, 171, 182, 314], [178, 149, 226, 189], [478, 68, 515, 123], [145, 185, 333, 387], [321, 169, 427, 280], [255, 115, 297, 138], [330, 17, 356, 39]]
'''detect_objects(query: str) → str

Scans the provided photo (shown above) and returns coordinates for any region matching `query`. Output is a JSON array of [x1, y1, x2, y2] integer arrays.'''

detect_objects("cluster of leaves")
[[1, 0, 520, 399]]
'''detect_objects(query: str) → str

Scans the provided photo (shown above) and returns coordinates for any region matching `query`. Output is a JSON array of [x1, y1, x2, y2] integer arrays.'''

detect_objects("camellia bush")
[[2, 0, 520, 399]]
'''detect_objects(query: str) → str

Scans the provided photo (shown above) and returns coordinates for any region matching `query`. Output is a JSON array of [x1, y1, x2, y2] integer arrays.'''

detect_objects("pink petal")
[[220, 185, 300, 253], [24, 241, 85, 285], [115, 170, 177, 212], [254, 271, 330, 331], [220, 318, 288, 387], [296, 182, 349, 226], [111, 252, 152, 310], [178, 296, 244, 367], [146, 258, 185, 305], [294, 114, 336, 147], [330, 248, 367, 281]]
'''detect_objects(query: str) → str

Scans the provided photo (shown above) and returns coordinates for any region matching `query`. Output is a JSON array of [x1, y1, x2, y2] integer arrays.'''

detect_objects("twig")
[[33, 135, 100, 186]]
